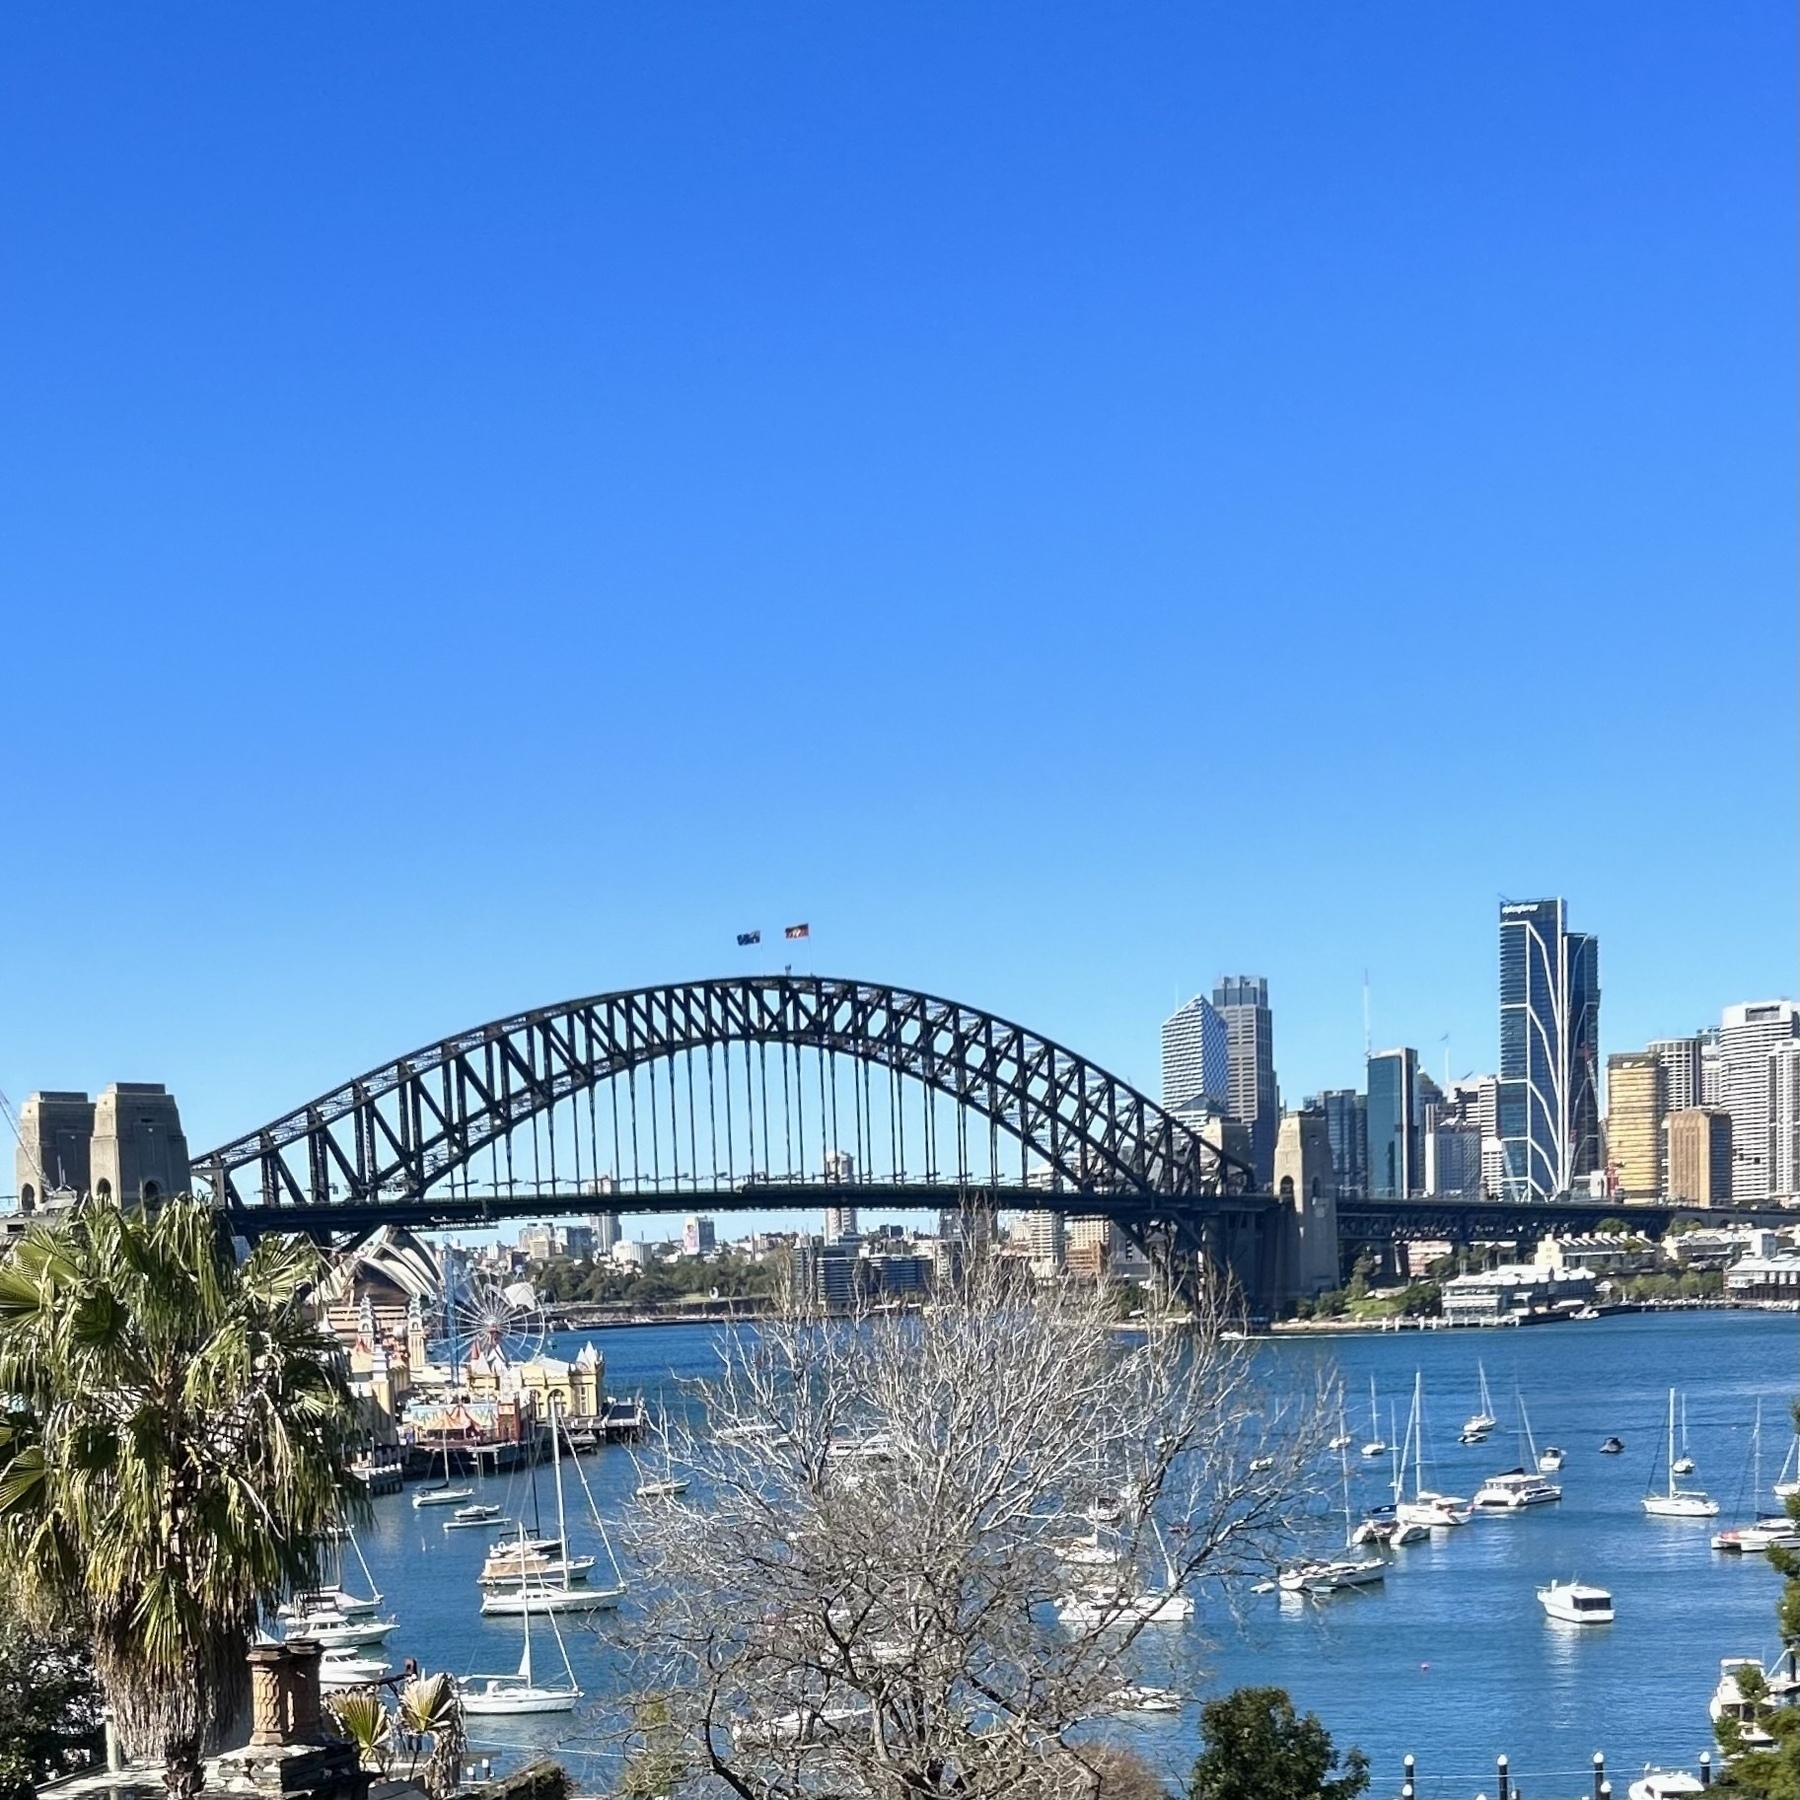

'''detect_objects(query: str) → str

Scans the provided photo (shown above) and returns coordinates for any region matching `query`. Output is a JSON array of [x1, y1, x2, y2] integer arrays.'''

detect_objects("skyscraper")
[[1307, 1088, 1367, 1199], [1366, 1047, 1419, 1199], [1497, 898, 1601, 1201], [1160, 995, 1230, 1113], [1647, 1037, 1706, 1114], [1771, 1042, 1800, 1202], [1719, 1001, 1800, 1203], [1667, 1109, 1732, 1207], [1212, 975, 1279, 1187], [1605, 1051, 1665, 1201]]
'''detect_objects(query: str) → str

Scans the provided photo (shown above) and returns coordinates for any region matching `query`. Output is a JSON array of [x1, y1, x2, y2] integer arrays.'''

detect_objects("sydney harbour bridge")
[[191, 975, 1771, 1313]]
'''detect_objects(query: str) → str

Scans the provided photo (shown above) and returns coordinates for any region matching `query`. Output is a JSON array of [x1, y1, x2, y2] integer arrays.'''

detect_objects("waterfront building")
[[1306, 1088, 1366, 1199], [1497, 898, 1601, 1201], [1440, 1261, 1596, 1326], [1605, 1051, 1666, 1202], [789, 1236, 856, 1311], [1667, 1224, 1780, 1270], [683, 1214, 717, 1255], [1771, 1042, 1800, 1202], [1666, 1108, 1732, 1207], [1648, 1036, 1706, 1115], [1719, 1001, 1800, 1203], [1212, 975, 1280, 1187], [1065, 1215, 1126, 1282], [1161, 994, 1230, 1112], [1532, 1234, 1660, 1279], [1725, 1251, 1800, 1304], [1365, 1047, 1419, 1198]]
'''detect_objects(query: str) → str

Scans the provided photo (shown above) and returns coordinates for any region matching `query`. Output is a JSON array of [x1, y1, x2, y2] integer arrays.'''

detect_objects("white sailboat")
[[479, 1394, 626, 1617], [460, 1560, 582, 1715], [1460, 1363, 1498, 1443], [1671, 1394, 1697, 1476], [1327, 1398, 1354, 1453], [1281, 1440, 1386, 1593], [1396, 1374, 1470, 1528], [1359, 1376, 1389, 1459], [1474, 1394, 1561, 1509], [412, 1432, 475, 1510], [1644, 1388, 1718, 1518]]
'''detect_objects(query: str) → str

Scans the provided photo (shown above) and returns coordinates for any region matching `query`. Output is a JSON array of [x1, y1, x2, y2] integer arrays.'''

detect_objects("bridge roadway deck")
[[218, 1181, 1795, 1243]]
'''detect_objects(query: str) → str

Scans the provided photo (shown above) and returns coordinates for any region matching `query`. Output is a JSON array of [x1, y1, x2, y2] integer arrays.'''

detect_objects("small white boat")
[[281, 1587, 380, 1622], [634, 1478, 690, 1500], [732, 1704, 871, 1747], [444, 1504, 508, 1531], [1671, 1396, 1697, 1475], [1644, 1390, 1717, 1518], [318, 1648, 391, 1689], [1538, 1579, 1613, 1625], [1057, 1586, 1193, 1627], [1056, 1533, 1119, 1568], [1279, 1558, 1385, 1596], [1539, 1447, 1565, 1472], [1628, 1773, 1705, 1800], [1715, 1518, 1800, 1554], [459, 1582, 582, 1716], [1395, 1375, 1471, 1527], [283, 1610, 396, 1650], [1109, 1685, 1182, 1714], [412, 1484, 475, 1510]]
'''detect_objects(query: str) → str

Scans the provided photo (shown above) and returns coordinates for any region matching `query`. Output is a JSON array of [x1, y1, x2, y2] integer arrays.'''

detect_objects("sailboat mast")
[[1667, 1388, 1677, 1499], [551, 1392, 570, 1590], [1412, 1374, 1424, 1501]]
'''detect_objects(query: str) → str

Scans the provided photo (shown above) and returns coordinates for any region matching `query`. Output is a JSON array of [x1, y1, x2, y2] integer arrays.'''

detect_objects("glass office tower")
[[1497, 898, 1601, 1201], [1365, 1048, 1419, 1199]]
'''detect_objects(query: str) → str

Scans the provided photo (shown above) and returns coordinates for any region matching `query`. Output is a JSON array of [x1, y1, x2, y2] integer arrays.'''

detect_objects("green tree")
[[1190, 1687, 1370, 1800], [0, 1198, 365, 1800], [0, 1592, 104, 1800]]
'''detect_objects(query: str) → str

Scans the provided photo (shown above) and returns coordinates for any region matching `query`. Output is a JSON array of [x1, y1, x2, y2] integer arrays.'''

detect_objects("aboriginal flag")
[[785, 923, 810, 940]]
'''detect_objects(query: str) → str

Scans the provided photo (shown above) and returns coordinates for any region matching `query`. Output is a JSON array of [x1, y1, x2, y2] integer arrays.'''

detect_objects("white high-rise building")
[[1161, 995, 1230, 1113], [1018, 1209, 1065, 1276], [1719, 1002, 1800, 1203], [1770, 1043, 1800, 1202], [1648, 1037, 1706, 1115]]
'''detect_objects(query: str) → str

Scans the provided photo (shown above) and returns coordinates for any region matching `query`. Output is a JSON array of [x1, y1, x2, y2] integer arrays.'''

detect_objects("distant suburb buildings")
[[1158, 895, 1800, 1211]]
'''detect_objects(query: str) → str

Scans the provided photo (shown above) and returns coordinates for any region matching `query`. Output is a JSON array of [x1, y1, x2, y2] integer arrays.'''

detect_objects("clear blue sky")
[[1, 4, 1793, 1175]]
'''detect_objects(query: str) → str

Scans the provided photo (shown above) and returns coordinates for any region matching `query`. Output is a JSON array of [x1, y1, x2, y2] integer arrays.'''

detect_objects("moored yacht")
[[1710, 1658, 1779, 1749], [1395, 1374, 1471, 1528], [1644, 1389, 1719, 1518], [1473, 1468, 1562, 1510], [459, 1579, 582, 1715], [1460, 1363, 1498, 1444], [1537, 1579, 1613, 1625]]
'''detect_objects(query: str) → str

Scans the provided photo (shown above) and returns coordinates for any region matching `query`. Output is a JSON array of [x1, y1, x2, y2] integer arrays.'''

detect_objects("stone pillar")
[[284, 1639, 324, 1746], [246, 1643, 291, 1749]]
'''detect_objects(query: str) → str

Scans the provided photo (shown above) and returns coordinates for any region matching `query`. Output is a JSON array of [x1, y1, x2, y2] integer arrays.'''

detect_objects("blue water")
[[347, 1312, 1800, 1795]]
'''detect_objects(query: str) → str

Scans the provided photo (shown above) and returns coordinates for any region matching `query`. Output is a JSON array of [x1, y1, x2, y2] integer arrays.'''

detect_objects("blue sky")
[[0, 4, 1793, 1186]]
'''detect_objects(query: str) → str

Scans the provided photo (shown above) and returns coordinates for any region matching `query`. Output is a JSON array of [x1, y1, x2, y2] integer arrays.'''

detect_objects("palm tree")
[[0, 1197, 364, 1800]]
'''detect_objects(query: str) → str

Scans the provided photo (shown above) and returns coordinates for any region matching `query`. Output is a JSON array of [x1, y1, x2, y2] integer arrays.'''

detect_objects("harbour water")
[[346, 1309, 1800, 1794]]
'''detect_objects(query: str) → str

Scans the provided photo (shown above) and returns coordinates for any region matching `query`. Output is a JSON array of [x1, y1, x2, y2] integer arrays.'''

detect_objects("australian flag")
[[736, 930, 762, 946]]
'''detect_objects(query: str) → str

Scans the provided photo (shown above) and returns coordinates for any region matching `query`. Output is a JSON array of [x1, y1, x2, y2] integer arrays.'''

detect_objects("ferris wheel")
[[433, 1258, 547, 1366]]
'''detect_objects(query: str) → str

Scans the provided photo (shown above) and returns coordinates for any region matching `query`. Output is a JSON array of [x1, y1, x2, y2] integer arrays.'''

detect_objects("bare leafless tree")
[[621, 1252, 1331, 1800]]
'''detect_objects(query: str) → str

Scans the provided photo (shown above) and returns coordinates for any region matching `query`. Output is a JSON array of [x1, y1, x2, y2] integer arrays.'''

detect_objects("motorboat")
[[282, 1609, 396, 1650], [1644, 1389, 1718, 1518], [1474, 1469, 1562, 1510], [1537, 1580, 1613, 1625], [412, 1483, 475, 1510], [1600, 1437, 1625, 1455], [444, 1504, 508, 1531], [1628, 1774, 1705, 1800], [732, 1705, 871, 1747], [1715, 1517, 1800, 1555], [1710, 1658, 1778, 1749], [318, 1648, 391, 1689], [1539, 1447, 1566, 1472], [1109, 1685, 1182, 1714], [1056, 1584, 1193, 1627], [1460, 1363, 1498, 1443], [634, 1478, 690, 1500], [458, 1580, 582, 1716]]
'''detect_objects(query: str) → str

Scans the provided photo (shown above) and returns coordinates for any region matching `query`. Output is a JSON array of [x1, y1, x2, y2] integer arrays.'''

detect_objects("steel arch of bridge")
[[195, 975, 1257, 1222]]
